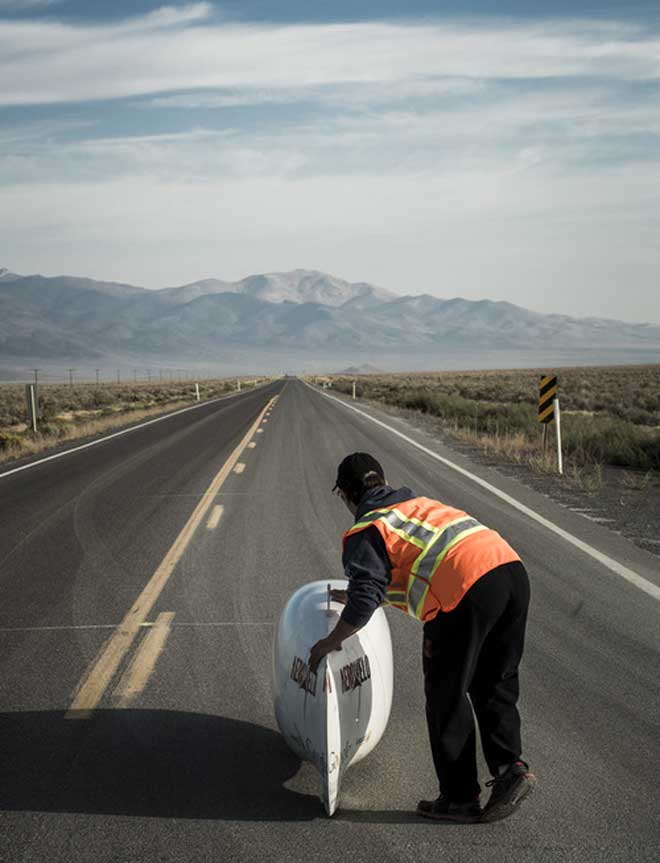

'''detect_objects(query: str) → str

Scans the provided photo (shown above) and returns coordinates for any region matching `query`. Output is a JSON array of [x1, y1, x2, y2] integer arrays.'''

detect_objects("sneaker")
[[481, 761, 536, 823], [416, 794, 482, 824]]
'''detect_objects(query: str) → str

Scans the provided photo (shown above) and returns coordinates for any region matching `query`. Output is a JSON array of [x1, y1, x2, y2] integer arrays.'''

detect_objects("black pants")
[[422, 560, 530, 802]]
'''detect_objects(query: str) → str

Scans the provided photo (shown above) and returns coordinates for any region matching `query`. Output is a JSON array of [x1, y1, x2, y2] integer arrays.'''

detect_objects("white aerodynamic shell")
[[273, 579, 394, 816]]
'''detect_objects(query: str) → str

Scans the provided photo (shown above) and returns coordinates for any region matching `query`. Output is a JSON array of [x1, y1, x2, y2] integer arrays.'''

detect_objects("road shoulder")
[[311, 385, 660, 591]]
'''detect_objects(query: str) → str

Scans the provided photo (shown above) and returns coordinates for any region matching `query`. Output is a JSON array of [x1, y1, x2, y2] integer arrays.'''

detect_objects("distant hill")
[[1, 267, 659, 371], [337, 364, 384, 375]]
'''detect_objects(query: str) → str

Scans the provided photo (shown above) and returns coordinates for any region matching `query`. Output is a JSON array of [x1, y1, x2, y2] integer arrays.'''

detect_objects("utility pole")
[[95, 368, 100, 385], [68, 368, 75, 388]]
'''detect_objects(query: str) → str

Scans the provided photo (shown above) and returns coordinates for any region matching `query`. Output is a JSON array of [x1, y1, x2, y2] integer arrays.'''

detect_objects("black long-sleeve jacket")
[[340, 484, 416, 628]]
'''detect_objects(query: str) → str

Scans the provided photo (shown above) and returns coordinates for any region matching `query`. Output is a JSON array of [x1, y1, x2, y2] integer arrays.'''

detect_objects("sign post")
[[195, 383, 200, 402], [352, 380, 356, 400], [554, 397, 563, 475], [538, 374, 562, 474]]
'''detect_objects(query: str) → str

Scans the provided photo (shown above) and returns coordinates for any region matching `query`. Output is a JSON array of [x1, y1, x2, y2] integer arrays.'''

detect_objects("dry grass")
[[620, 469, 653, 491], [566, 462, 604, 493], [0, 378, 266, 427], [323, 364, 660, 422], [317, 365, 660, 472], [0, 400, 198, 465], [0, 377, 269, 465], [452, 427, 563, 474]]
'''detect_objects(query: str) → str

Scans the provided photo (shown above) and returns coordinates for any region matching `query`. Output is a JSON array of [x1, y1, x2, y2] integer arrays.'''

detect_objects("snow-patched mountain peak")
[[162, 269, 395, 309], [232, 269, 396, 308]]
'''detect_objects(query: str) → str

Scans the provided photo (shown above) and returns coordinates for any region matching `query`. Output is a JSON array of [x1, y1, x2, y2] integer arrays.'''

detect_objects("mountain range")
[[1, 267, 658, 374]]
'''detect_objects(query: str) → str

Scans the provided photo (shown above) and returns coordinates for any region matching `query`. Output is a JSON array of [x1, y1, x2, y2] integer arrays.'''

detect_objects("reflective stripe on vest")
[[407, 518, 485, 618], [347, 506, 487, 620], [351, 507, 437, 549], [384, 587, 408, 613]]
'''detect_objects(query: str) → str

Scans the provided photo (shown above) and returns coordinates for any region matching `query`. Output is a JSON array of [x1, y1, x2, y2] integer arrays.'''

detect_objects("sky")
[[1, 1, 659, 324]]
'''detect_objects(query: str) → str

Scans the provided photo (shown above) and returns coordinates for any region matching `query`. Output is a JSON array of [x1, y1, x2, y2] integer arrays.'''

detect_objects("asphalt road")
[[1, 378, 658, 863]]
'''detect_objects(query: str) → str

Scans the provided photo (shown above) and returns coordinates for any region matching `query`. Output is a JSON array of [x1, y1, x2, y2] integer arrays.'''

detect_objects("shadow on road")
[[0, 709, 321, 821]]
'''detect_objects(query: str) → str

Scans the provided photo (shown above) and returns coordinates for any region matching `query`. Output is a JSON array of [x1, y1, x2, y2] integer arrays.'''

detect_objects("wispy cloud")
[[0, 0, 61, 8], [140, 78, 485, 110], [0, 8, 659, 106], [3, 80, 659, 186], [1, 6, 658, 322]]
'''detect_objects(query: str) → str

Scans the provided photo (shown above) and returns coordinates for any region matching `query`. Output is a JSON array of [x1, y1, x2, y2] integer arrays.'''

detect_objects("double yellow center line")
[[66, 395, 277, 718]]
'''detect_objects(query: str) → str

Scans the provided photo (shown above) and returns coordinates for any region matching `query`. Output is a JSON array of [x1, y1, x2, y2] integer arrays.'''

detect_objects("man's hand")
[[308, 619, 361, 673], [330, 589, 348, 605], [309, 636, 342, 674]]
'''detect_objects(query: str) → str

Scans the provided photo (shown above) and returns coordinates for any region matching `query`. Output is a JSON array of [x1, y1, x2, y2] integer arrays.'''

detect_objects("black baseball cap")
[[333, 452, 385, 495]]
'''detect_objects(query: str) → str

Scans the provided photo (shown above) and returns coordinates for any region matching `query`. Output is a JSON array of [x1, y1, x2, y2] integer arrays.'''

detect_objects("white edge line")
[[311, 384, 660, 603], [0, 382, 269, 481]]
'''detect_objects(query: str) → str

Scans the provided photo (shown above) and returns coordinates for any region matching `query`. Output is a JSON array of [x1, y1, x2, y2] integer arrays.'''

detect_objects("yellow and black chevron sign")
[[538, 374, 558, 423]]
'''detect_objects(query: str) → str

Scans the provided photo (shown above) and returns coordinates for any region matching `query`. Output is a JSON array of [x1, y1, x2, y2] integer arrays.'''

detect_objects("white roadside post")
[[25, 384, 38, 433], [237, 379, 241, 392], [195, 383, 200, 402], [352, 380, 356, 400], [554, 397, 563, 475]]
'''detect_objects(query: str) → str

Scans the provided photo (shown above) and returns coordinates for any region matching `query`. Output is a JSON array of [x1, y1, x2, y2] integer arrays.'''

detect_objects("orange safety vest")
[[343, 496, 520, 621]]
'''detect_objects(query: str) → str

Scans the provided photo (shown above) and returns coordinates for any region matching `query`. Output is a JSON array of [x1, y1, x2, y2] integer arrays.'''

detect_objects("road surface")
[[1, 378, 658, 862]]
